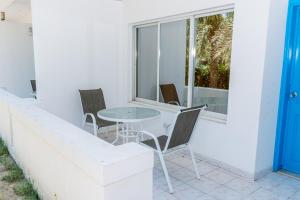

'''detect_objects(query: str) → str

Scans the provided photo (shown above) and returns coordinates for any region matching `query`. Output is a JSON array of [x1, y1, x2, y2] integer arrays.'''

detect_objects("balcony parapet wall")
[[0, 89, 153, 200]]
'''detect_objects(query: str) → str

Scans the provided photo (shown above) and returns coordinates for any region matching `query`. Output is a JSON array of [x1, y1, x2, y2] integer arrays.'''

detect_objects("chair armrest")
[[163, 123, 172, 134], [202, 104, 208, 110], [84, 113, 97, 124], [140, 131, 163, 151], [83, 113, 98, 135]]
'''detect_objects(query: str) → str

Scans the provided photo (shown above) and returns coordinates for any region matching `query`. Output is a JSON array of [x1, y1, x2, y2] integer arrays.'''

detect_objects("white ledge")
[[129, 100, 227, 124]]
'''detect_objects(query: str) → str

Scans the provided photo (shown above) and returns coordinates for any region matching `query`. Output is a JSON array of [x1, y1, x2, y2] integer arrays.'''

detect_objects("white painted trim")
[[187, 17, 195, 108], [201, 111, 227, 124], [156, 23, 161, 102], [135, 22, 158, 29], [131, 99, 180, 113], [130, 4, 235, 27], [132, 26, 137, 101], [129, 100, 227, 123], [194, 8, 234, 18], [160, 16, 190, 25], [254, 168, 273, 181], [194, 152, 257, 181]]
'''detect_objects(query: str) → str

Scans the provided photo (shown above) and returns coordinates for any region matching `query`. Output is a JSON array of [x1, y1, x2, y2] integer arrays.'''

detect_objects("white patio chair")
[[141, 105, 207, 194], [79, 88, 116, 136]]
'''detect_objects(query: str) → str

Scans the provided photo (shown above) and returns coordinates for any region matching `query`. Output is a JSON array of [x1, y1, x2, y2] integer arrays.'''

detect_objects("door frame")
[[274, 0, 300, 171]]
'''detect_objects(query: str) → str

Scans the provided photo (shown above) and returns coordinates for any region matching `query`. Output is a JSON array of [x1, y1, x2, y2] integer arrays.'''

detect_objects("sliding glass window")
[[136, 25, 158, 101], [134, 9, 234, 115], [159, 19, 190, 107]]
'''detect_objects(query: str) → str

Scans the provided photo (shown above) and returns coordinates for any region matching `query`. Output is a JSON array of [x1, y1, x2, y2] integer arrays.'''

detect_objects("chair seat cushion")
[[97, 119, 115, 128], [142, 135, 168, 150], [86, 116, 115, 128]]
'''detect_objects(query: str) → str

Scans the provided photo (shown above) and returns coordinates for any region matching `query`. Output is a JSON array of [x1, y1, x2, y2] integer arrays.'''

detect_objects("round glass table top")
[[97, 107, 161, 123]]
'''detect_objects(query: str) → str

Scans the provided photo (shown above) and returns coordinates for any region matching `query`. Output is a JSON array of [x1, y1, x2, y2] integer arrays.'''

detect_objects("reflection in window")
[[134, 10, 234, 115], [159, 19, 190, 107], [193, 12, 234, 114], [136, 25, 158, 101]]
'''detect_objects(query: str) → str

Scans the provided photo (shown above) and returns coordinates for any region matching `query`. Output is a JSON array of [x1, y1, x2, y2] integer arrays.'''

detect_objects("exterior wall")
[[0, 21, 35, 98], [31, 0, 288, 179], [0, 89, 153, 200], [255, 0, 288, 177], [122, 0, 288, 178], [31, 0, 123, 126]]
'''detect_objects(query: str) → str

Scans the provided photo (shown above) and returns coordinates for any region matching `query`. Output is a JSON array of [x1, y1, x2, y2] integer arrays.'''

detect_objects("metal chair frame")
[[79, 89, 115, 136], [141, 105, 207, 194]]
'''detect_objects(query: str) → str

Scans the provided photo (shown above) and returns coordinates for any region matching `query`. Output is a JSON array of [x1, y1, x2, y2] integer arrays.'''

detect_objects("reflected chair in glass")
[[79, 88, 116, 136], [141, 105, 207, 194], [160, 83, 180, 106]]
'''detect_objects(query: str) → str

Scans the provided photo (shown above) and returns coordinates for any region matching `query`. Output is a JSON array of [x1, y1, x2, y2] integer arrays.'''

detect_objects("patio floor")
[[98, 131, 300, 200], [152, 151, 300, 200]]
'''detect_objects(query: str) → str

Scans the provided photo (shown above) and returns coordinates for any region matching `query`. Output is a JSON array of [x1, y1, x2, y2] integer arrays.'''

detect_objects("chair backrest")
[[165, 105, 206, 150], [30, 80, 36, 92], [160, 84, 180, 105], [79, 88, 106, 116]]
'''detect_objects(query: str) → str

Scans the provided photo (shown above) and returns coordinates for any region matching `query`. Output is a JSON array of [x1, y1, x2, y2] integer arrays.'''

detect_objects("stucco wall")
[[0, 89, 153, 200], [0, 21, 35, 98], [31, 0, 288, 179], [122, 0, 288, 178], [31, 0, 123, 126]]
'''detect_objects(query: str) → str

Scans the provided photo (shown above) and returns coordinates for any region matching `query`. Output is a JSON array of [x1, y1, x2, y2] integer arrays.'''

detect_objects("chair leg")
[[82, 115, 88, 129], [93, 123, 98, 136], [83, 114, 98, 136], [188, 145, 200, 179], [157, 150, 174, 194]]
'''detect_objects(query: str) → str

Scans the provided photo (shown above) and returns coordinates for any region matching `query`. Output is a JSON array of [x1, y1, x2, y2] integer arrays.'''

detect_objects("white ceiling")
[[0, 0, 31, 24]]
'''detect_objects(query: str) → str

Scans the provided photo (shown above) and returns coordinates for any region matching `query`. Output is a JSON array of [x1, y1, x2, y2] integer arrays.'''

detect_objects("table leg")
[[140, 124, 144, 142], [122, 124, 125, 144], [126, 123, 129, 143], [112, 122, 119, 145]]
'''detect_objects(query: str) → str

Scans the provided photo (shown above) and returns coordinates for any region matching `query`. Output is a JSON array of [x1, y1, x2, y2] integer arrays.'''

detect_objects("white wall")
[[255, 0, 288, 176], [31, 0, 123, 126], [0, 89, 153, 200], [0, 21, 35, 98], [31, 0, 288, 178], [122, 0, 288, 178]]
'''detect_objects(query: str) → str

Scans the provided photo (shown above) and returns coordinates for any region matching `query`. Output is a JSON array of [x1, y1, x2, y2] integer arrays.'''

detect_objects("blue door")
[[282, 7, 300, 174]]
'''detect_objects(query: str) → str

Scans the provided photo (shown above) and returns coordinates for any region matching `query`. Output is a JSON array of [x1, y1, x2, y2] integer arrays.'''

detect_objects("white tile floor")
[[98, 130, 300, 200], [152, 151, 300, 200]]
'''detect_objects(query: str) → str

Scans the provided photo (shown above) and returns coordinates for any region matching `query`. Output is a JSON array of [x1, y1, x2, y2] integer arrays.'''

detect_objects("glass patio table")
[[97, 107, 161, 144]]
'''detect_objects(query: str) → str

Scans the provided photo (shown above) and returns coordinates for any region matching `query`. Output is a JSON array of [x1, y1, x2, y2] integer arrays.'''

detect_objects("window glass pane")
[[193, 12, 234, 114], [136, 25, 158, 101], [159, 19, 190, 107]]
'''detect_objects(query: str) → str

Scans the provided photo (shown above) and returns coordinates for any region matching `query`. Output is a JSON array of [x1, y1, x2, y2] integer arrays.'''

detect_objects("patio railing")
[[0, 89, 153, 200]]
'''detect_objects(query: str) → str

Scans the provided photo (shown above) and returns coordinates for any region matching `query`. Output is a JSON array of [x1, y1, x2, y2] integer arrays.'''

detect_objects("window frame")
[[132, 6, 234, 120]]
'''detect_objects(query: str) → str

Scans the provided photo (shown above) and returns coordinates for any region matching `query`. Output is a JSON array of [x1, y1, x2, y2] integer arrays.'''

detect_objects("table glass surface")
[[98, 107, 160, 121]]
